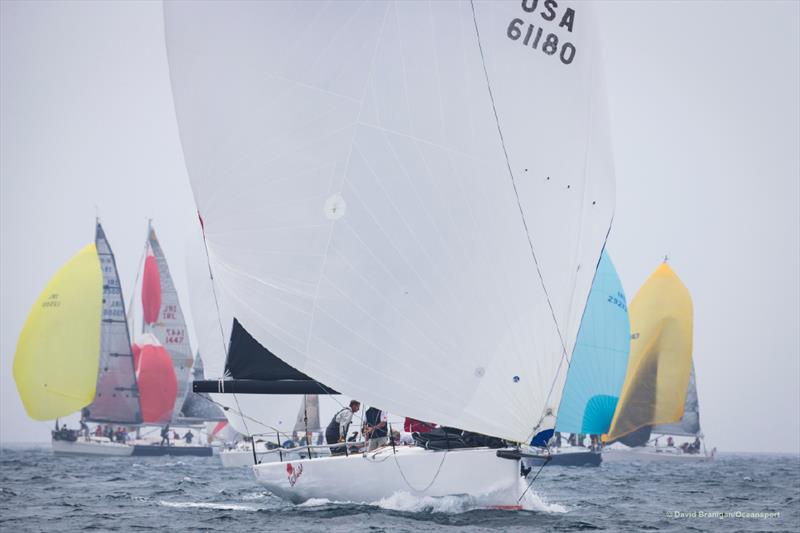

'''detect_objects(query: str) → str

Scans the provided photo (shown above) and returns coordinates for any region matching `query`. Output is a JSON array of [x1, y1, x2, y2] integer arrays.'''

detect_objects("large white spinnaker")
[[165, 0, 614, 443]]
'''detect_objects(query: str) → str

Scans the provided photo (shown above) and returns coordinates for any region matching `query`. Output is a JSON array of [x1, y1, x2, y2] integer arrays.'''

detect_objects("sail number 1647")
[[507, 18, 576, 65]]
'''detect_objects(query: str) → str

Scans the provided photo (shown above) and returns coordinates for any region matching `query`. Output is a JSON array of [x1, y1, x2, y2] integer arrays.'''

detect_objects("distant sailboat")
[[525, 250, 630, 467], [14, 221, 141, 456], [602, 261, 714, 462], [174, 352, 227, 425], [165, 0, 616, 504], [128, 222, 214, 456], [140, 222, 193, 420]]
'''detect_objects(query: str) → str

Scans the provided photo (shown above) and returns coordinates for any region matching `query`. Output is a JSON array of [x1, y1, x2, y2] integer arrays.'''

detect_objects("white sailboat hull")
[[252, 446, 521, 505], [51, 437, 134, 457], [602, 446, 715, 463]]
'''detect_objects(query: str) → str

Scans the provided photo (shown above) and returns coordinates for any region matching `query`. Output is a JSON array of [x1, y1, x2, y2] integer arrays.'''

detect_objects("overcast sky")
[[1, 1, 798, 454]]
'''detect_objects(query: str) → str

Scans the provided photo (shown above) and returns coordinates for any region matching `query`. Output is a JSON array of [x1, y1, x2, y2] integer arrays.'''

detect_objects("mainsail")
[[555, 250, 630, 436], [605, 262, 694, 443], [13, 244, 103, 420], [84, 222, 142, 424], [165, 1, 615, 443], [652, 363, 701, 437], [141, 224, 194, 420]]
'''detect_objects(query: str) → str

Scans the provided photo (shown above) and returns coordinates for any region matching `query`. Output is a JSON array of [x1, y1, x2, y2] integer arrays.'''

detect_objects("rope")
[[392, 450, 449, 494]]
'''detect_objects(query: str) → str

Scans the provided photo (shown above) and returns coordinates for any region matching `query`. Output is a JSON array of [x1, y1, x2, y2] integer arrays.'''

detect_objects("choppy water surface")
[[1, 445, 797, 532]]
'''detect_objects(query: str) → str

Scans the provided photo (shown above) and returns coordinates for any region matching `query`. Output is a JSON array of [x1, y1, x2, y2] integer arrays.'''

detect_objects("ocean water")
[[0, 445, 797, 532]]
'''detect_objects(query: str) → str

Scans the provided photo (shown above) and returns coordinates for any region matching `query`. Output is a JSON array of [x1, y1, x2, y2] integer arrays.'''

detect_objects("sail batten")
[[165, 0, 615, 442]]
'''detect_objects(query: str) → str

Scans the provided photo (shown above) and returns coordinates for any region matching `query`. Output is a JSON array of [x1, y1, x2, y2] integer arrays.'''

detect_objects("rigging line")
[[468, 0, 569, 362], [392, 449, 449, 494], [518, 453, 551, 503]]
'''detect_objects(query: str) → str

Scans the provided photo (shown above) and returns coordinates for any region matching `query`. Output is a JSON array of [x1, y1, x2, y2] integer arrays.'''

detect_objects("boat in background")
[[524, 250, 630, 468], [14, 221, 142, 457], [126, 222, 216, 456], [219, 395, 336, 467], [165, 0, 616, 504], [602, 261, 715, 463]]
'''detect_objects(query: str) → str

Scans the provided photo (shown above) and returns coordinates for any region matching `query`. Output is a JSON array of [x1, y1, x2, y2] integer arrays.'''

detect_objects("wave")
[[157, 500, 258, 512]]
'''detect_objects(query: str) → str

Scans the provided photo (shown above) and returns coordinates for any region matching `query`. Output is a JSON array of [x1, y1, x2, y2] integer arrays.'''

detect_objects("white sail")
[[165, 0, 614, 443], [185, 227, 305, 437], [143, 225, 194, 421]]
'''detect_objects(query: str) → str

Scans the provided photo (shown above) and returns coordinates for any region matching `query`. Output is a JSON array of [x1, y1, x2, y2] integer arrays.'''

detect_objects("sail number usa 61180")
[[506, 0, 576, 66]]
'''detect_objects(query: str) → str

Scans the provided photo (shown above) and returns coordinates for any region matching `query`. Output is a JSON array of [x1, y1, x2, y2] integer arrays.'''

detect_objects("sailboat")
[[13, 221, 142, 456], [164, 1, 616, 504], [127, 223, 214, 456], [602, 261, 715, 462], [524, 250, 631, 467]]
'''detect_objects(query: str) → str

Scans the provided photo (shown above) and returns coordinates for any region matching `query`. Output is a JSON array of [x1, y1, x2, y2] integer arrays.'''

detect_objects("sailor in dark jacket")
[[325, 400, 360, 455]]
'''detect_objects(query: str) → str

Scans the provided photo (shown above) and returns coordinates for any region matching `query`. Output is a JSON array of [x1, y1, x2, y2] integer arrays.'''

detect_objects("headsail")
[[142, 224, 194, 420], [165, 1, 615, 442], [13, 244, 103, 420], [605, 262, 694, 443], [556, 250, 630, 436], [84, 222, 142, 424]]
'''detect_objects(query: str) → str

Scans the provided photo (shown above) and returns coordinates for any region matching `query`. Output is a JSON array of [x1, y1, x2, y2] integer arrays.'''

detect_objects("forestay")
[[556, 250, 629, 436], [85, 223, 142, 424], [165, 0, 615, 443]]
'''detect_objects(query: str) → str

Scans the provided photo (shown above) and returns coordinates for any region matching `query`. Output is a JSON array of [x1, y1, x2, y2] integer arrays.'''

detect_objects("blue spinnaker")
[[555, 251, 630, 435]]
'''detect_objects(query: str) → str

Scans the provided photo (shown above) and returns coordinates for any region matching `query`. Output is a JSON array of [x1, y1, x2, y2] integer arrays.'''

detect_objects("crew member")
[[325, 400, 360, 455]]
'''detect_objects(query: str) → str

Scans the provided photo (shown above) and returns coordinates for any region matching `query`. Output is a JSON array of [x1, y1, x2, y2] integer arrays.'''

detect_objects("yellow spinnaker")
[[13, 244, 102, 420], [604, 262, 693, 442]]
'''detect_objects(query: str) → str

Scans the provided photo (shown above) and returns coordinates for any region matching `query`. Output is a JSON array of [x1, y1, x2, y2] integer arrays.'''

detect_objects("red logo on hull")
[[286, 462, 304, 487]]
